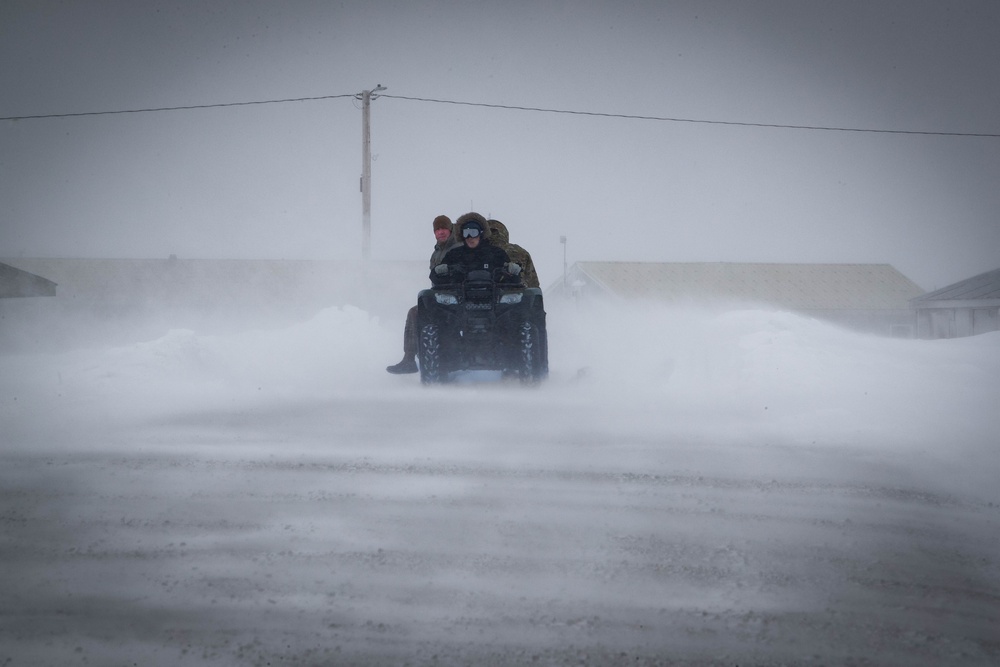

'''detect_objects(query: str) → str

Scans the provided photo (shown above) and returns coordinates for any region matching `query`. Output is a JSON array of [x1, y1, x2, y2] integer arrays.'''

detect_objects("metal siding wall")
[[973, 308, 999, 335], [955, 309, 974, 337], [929, 309, 954, 339]]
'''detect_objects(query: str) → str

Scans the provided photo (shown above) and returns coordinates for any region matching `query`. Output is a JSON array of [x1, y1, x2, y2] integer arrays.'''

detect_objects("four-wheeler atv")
[[415, 268, 547, 385]]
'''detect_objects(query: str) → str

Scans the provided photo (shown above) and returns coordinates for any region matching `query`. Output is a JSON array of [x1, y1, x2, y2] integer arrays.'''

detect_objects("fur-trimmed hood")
[[454, 212, 492, 242]]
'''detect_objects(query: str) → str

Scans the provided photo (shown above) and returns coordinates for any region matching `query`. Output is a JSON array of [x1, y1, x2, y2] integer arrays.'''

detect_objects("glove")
[[505, 262, 522, 276], [434, 264, 449, 275]]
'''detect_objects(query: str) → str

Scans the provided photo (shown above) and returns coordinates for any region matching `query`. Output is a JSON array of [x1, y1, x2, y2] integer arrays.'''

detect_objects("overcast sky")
[[2, 0, 998, 290]]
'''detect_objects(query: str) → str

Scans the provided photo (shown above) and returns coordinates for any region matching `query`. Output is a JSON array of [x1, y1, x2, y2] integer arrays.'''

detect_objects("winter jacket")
[[487, 219, 540, 289], [430, 235, 462, 271], [430, 212, 512, 285]]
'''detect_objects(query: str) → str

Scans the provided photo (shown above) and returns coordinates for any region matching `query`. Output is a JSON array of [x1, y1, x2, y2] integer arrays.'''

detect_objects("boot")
[[386, 355, 418, 374], [387, 307, 420, 374]]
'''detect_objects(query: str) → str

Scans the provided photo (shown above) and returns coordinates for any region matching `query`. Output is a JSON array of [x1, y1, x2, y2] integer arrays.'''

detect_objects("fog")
[[3, 1, 1000, 663], [2, 293, 999, 664], [3, 1, 1000, 291]]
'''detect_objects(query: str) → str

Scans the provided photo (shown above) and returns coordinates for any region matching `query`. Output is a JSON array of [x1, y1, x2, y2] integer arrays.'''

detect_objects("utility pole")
[[360, 84, 386, 261]]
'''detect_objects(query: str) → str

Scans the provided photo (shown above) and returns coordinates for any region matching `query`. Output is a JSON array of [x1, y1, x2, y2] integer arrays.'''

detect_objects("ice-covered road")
[[2, 303, 999, 665]]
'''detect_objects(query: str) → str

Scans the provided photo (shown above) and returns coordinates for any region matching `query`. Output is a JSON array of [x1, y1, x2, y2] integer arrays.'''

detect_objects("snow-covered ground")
[[2, 299, 999, 666]]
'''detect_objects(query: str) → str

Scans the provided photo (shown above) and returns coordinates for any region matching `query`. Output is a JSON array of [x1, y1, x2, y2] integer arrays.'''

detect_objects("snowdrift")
[[4, 300, 998, 468]]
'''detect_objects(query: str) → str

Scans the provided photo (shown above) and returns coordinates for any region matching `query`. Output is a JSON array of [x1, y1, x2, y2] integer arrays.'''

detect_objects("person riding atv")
[[430, 213, 519, 287], [418, 212, 547, 384]]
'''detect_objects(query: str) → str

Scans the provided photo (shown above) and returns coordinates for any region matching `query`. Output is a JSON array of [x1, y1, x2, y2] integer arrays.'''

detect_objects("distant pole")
[[560, 235, 567, 291], [360, 84, 386, 261]]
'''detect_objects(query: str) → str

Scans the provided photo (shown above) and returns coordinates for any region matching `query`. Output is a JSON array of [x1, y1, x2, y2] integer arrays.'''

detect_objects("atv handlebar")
[[431, 265, 522, 287]]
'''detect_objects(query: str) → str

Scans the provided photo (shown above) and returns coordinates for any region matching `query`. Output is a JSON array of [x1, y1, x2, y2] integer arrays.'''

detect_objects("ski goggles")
[[462, 226, 482, 238]]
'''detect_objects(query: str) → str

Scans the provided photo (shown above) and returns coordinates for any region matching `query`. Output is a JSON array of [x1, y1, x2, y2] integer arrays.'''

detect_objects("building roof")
[[910, 268, 1000, 305], [550, 261, 923, 310], [0, 257, 425, 304], [0, 261, 57, 298]]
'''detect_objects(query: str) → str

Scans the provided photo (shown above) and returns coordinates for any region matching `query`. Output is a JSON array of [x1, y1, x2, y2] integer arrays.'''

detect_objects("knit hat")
[[432, 215, 452, 231]]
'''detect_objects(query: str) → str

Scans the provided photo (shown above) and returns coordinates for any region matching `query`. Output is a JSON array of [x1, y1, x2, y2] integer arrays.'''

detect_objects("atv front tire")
[[517, 321, 542, 385], [418, 323, 444, 384]]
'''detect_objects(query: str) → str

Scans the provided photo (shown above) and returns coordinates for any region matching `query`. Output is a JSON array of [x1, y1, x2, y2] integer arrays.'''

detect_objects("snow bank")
[[551, 301, 997, 441], [2, 301, 998, 465]]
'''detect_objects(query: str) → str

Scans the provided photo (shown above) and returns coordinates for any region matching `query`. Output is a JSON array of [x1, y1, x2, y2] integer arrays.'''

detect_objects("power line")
[[381, 94, 1000, 138], [0, 93, 356, 121], [3, 91, 998, 138]]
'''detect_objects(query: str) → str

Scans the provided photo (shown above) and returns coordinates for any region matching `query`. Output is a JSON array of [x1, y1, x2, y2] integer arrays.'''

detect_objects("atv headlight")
[[498, 292, 523, 304], [435, 293, 459, 305]]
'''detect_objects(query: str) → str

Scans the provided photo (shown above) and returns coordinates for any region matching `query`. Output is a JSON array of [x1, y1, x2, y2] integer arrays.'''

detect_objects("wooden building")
[[0, 257, 425, 352], [911, 268, 1000, 339], [546, 261, 923, 336]]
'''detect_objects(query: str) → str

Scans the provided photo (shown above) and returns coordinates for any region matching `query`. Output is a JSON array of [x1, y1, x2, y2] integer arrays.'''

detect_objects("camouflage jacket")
[[487, 220, 540, 289]]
